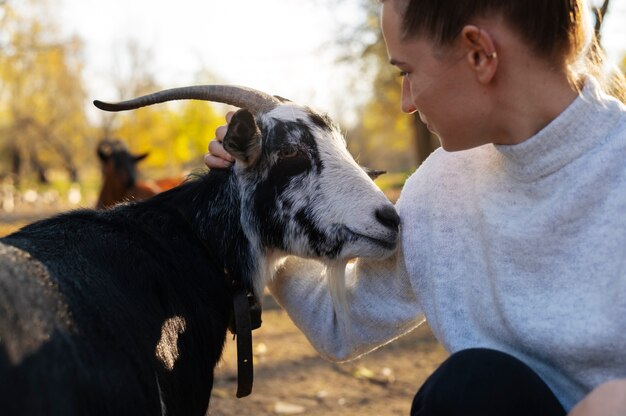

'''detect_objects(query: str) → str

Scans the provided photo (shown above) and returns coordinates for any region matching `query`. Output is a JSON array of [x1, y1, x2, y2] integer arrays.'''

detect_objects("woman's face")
[[381, 1, 493, 151]]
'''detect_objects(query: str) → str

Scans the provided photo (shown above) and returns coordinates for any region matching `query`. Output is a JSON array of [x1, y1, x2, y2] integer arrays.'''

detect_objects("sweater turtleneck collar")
[[494, 78, 624, 181]]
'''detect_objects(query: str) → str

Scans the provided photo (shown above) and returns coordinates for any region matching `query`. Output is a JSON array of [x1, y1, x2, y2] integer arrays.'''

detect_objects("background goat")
[[0, 85, 400, 416], [96, 138, 182, 209]]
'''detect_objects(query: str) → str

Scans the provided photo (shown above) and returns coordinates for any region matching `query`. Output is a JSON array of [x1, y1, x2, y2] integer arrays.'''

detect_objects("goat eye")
[[279, 147, 300, 159]]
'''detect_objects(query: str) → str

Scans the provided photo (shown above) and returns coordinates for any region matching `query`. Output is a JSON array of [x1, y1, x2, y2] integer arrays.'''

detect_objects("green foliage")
[[0, 0, 227, 188], [373, 171, 411, 192], [348, 61, 416, 172], [0, 0, 90, 183], [0, 2, 228, 189], [111, 101, 224, 174], [337, 0, 437, 173]]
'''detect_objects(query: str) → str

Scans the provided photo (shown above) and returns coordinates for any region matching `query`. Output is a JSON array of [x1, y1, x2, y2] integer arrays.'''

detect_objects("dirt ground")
[[1, 216, 448, 416], [209, 296, 447, 416]]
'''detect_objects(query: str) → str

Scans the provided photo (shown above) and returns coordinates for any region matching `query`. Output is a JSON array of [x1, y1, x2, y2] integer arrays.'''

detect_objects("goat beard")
[[325, 259, 351, 341]]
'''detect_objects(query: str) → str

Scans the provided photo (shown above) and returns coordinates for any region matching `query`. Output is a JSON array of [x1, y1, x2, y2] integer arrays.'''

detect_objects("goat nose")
[[375, 205, 400, 231]]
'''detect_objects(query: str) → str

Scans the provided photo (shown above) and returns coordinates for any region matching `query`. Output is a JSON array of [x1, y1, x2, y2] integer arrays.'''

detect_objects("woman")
[[205, 0, 626, 414]]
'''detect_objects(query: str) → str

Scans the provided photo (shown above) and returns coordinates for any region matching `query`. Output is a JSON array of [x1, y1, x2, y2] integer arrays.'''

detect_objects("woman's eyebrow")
[[389, 58, 408, 67]]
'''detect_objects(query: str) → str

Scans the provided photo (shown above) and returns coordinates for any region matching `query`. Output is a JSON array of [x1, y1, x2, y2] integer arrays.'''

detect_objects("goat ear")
[[133, 152, 149, 163], [362, 166, 386, 180], [223, 109, 262, 165]]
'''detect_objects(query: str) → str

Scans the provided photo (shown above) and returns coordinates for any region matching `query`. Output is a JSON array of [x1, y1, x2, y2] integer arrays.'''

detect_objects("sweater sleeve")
[[267, 241, 424, 362]]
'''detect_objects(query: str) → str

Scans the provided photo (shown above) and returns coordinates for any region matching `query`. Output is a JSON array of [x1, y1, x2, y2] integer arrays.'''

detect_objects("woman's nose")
[[401, 77, 417, 114]]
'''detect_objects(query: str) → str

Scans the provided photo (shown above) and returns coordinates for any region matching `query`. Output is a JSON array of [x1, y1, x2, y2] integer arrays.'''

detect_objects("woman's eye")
[[398, 71, 409, 78]]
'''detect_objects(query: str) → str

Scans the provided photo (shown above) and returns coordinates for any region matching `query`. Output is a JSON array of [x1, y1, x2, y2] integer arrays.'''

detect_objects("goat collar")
[[224, 268, 263, 398]]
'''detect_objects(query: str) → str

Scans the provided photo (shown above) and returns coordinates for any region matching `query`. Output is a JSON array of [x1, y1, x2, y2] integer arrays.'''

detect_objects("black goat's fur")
[[0, 170, 251, 415]]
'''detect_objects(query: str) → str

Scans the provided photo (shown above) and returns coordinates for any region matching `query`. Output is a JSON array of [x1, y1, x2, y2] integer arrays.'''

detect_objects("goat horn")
[[93, 85, 281, 114]]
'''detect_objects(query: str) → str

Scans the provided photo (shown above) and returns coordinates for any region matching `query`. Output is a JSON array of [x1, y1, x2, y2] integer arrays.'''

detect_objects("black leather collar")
[[224, 268, 262, 398]]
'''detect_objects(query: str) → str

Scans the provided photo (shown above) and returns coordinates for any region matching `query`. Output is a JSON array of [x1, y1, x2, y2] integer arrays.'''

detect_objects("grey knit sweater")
[[269, 78, 626, 411]]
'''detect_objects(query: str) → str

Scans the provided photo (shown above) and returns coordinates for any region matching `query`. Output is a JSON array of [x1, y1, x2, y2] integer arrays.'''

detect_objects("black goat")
[[0, 85, 400, 415]]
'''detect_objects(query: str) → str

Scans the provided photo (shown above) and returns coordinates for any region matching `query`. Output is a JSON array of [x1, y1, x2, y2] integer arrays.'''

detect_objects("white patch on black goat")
[[155, 316, 186, 371], [155, 373, 167, 416]]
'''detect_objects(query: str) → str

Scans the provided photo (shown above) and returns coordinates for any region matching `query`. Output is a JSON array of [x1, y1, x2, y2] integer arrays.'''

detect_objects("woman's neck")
[[490, 57, 580, 146]]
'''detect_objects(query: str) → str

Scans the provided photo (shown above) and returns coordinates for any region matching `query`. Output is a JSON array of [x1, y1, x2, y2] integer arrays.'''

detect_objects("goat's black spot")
[[263, 119, 323, 174], [294, 208, 343, 258], [295, 208, 323, 251], [253, 154, 311, 239], [280, 197, 292, 211], [253, 173, 295, 251], [252, 119, 324, 250], [250, 117, 334, 253], [308, 112, 333, 131], [253, 194, 287, 250]]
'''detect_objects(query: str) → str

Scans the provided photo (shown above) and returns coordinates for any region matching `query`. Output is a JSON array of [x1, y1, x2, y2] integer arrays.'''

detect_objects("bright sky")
[[59, 0, 366, 123], [58, 0, 625, 124]]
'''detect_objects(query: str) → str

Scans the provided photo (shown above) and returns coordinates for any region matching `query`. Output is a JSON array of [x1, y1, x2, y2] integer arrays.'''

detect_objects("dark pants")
[[411, 348, 566, 416]]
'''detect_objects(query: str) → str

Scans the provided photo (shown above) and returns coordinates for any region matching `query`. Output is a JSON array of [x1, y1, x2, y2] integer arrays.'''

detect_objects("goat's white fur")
[[325, 259, 351, 338], [240, 104, 397, 338]]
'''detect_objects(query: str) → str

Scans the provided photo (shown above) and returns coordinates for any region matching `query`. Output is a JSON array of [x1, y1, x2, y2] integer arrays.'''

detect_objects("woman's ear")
[[461, 25, 498, 84]]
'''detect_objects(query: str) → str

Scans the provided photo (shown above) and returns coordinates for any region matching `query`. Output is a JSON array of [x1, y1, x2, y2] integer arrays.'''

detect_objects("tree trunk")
[[67, 166, 79, 183], [30, 151, 49, 184], [412, 114, 439, 167], [10, 145, 21, 186], [593, 0, 611, 44]]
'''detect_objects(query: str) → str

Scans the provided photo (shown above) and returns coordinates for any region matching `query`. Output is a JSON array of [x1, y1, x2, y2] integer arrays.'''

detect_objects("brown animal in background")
[[96, 139, 182, 209]]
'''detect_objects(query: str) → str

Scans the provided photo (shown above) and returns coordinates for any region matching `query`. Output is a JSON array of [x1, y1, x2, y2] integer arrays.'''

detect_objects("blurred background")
[[0, 0, 624, 224], [0, 1, 624, 414]]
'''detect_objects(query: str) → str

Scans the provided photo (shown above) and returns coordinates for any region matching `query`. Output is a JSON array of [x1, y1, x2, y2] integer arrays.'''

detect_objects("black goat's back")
[[0, 190, 233, 415]]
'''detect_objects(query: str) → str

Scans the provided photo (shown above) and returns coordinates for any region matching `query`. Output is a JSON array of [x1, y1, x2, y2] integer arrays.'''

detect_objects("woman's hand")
[[203, 111, 235, 169], [568, 379, 626, 416]]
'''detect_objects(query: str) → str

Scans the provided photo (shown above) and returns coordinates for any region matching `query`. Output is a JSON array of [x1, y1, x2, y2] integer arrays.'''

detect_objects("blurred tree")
[[592, 0, 611, 43], [0, 0, 89, 184], [171, 100, 226, 169], [589, 0, 626, 103], [333, 0, 437, 171], [112, 101, 224, 175], [99, 43, 225, 175], [98, 40, 160, 142]]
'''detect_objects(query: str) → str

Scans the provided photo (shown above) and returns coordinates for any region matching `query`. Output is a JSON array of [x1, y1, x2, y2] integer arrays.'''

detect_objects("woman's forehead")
[[381, 1, 403, 40]]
